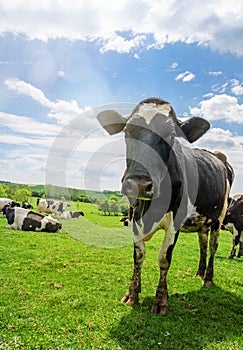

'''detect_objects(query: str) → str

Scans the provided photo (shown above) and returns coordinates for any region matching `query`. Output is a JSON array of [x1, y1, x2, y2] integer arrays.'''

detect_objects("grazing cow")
[[22, 202, 33, 209], [223, 194, 243, 259], [0, 198, 20, 212], [55, 211, 84, 219], [37, 199, 68, 214], [2, 205, 62, 233], [97, 97, 233, 315]]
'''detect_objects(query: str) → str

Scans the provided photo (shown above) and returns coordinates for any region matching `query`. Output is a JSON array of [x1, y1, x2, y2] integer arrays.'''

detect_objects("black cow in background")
[[98, 97, 233, 315], [223, 194, 243, 259]]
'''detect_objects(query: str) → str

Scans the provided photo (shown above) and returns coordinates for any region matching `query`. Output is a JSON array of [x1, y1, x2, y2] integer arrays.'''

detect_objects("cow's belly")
[[181, 214, 211, 233]]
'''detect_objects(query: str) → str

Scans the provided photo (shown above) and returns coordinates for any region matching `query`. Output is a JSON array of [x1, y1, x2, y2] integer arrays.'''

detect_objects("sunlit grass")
[[0, 205, 242, 349]]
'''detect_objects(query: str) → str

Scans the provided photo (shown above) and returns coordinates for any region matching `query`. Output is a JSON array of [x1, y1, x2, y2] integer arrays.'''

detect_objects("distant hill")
[[0, 180, 122, 202]]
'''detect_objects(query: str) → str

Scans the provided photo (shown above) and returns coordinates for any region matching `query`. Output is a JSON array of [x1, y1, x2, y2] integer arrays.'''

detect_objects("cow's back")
[[192, 149, 228, 221]]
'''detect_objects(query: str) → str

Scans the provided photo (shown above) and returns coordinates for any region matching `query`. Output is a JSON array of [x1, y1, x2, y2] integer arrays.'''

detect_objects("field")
[[0, 201, 242, 349]]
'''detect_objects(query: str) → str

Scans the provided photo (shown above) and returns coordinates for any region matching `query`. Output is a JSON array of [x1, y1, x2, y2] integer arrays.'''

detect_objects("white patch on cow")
[[9, 207, 29, 230], [133, 211, 169, 243], [187, 198, 197, 218], [36, 215, 60, 231], [158, 212, 177, 268], [136, 103, 172, 125]]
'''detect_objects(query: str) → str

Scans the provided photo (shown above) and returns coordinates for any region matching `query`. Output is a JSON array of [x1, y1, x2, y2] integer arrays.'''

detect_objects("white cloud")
[[230, 79, 243, 96], [4, 77, 92, 125], [175, 71, 195, 83], [190, 94, 243, 123], [170, 62, 178, 69], [0, 0, 242, 56], [100, 34, 146, 54], [208, 71, 222, 76], [0, 112, 61, 137]]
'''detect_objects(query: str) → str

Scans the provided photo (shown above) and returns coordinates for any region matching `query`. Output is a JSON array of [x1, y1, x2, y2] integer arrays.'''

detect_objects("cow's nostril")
[[122, 179, 139, 198], [144, 181, 153, 196]]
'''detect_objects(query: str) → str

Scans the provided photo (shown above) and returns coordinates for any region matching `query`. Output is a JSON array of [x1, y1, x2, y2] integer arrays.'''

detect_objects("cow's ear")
[[180, 117, 210, 143], [97, 110, 127, 135]]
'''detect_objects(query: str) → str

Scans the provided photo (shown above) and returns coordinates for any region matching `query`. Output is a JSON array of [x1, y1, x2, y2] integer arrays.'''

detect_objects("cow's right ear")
[[97, 110, 127, 135]]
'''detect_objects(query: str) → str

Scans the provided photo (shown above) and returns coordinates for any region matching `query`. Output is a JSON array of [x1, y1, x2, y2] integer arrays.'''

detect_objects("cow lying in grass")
[[55, 211, 84, 219], [2, 205, 62, 233], [0, 198, 20, 211]]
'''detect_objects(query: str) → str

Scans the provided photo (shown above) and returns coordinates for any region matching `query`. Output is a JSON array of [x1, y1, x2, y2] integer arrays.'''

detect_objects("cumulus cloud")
[[190, 94, 243, 123], [231, 79, 243, 96], [100, 34, 146, 54], [4, 77, 92, 125], [175, 71, 195, 82], [0, 0, 242, 56]]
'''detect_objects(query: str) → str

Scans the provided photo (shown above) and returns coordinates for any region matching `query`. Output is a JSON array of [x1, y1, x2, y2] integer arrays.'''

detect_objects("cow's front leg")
[[121, 240, 145, 305], [197, 227, 209, 278], [151, 225, 179, 315]]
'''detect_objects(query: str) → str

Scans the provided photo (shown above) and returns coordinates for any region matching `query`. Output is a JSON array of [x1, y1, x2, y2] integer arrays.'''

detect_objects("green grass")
[[0, 205, 242, 349]]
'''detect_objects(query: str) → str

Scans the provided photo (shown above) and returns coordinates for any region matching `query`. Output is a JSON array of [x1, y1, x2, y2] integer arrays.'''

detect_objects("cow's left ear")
[[180, 117, 210, 143], [97, 110, 127, 135]]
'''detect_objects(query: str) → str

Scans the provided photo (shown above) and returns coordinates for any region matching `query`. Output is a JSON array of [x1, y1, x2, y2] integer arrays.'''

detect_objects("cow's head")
[[98, 98, 209, 201], [2, 205, 15, 224], [226, 195, 243, 227]]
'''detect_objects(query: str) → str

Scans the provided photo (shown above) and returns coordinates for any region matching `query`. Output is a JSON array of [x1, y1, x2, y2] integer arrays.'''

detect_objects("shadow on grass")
[[110, 285, 243, 350]]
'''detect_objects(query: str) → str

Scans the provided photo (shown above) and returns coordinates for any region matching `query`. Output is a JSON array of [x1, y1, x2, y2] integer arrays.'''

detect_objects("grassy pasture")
[[0, 202, 242, 349]]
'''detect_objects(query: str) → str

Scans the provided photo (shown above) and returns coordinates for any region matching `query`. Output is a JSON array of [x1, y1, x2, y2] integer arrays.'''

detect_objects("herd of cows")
[[0, 198, 84, 233]]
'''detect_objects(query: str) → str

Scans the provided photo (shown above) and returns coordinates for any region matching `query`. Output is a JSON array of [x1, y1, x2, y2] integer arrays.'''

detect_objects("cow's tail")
[[37, 198, 40, 205]]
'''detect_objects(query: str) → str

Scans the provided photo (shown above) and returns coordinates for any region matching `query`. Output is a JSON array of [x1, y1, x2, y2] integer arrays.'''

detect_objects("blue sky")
[[0, 0, 242, 194]]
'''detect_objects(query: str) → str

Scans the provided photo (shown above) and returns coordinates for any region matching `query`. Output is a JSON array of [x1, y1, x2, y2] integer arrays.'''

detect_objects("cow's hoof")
[[121, 292, 138, 305], [151, 302, 168, 315], [203, 280, 213, 286], [228, 255, 234, 259]]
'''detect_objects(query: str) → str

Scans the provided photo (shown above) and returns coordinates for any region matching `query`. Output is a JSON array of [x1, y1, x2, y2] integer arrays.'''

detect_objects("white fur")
[[136, 103, 172, 125]]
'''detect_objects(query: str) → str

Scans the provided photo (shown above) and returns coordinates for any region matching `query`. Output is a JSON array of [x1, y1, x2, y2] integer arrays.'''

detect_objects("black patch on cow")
[[47, 200, 55, 207], [71, 211, 84, 218], [57, 202, 64, 212], [45, 222, 62, 232], [22, 217, 42, 231], [166, 230, 180, 266]]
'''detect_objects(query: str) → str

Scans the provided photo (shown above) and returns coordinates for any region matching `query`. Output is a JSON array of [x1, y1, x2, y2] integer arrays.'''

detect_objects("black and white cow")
[[55, 211, 84, 219], [22, 202, 33, 209], [223, 194, 243, 259], [120, 216, 131, 226], [0, 198, 20, 212], [37, 199, 68, 214], [97, 97, 233, 315], [2, 205, 62, 233]]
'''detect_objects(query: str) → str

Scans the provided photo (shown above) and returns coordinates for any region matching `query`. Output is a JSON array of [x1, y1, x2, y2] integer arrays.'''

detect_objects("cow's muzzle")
[[122, 178, 153, 200]]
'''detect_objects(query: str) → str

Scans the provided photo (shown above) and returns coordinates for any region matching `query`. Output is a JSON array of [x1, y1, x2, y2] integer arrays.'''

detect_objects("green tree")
[[14, 188, 32, 203], [98, 199, 111, 215], [0, 184, 7, 197]]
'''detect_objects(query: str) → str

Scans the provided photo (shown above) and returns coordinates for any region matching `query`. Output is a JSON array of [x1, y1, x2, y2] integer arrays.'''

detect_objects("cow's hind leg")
[[197, 227, 209, 279], [121, 240, 145, 305], [237, 234, 243, 258], [204, 228, 220, 285]]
